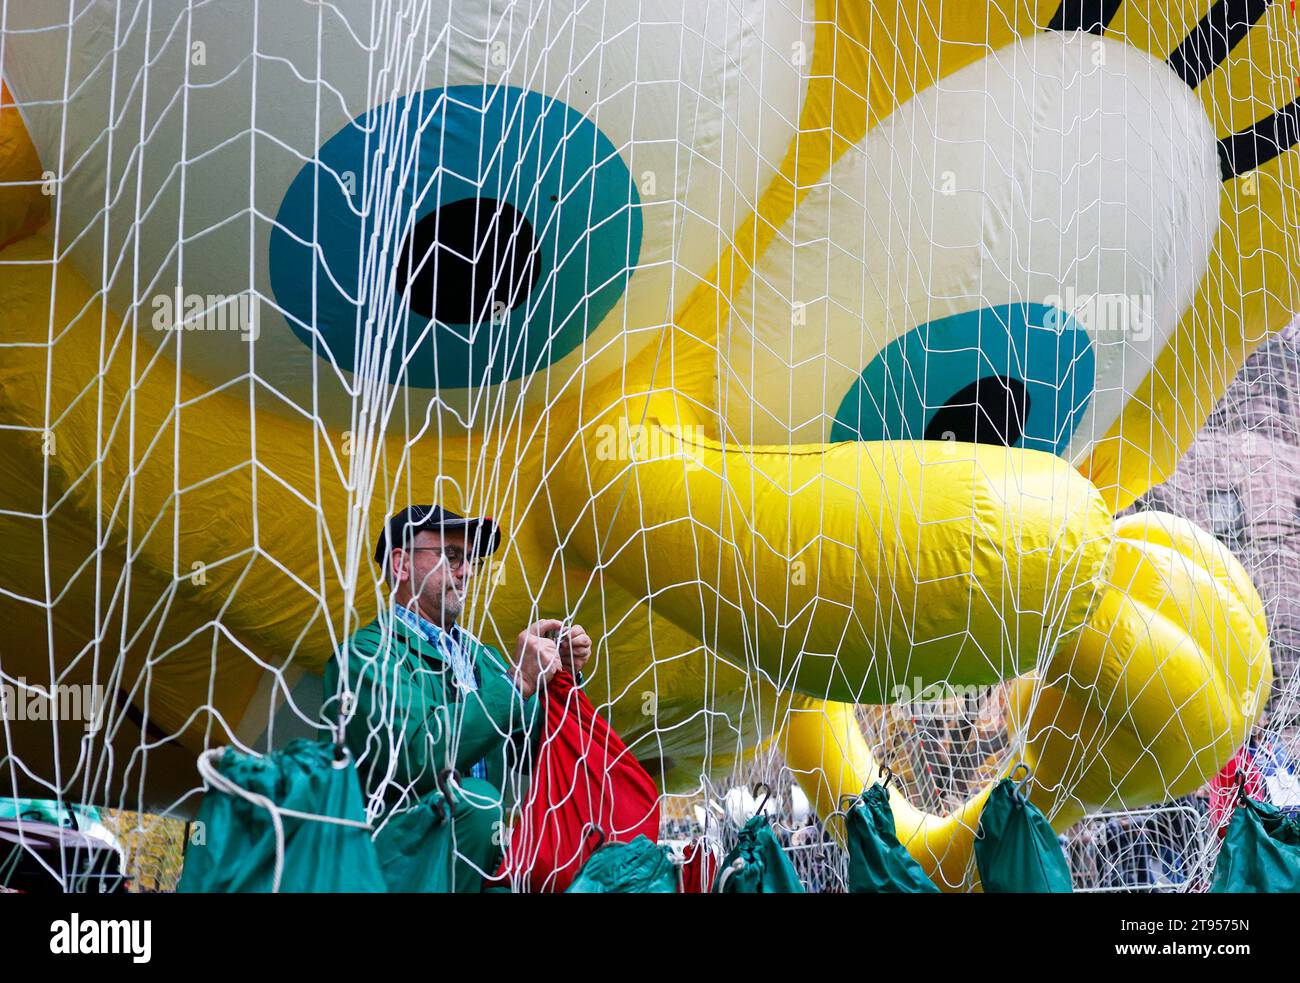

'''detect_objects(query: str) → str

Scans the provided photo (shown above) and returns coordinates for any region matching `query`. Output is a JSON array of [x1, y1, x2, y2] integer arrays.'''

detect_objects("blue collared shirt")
[[392, 605, 479, 693]]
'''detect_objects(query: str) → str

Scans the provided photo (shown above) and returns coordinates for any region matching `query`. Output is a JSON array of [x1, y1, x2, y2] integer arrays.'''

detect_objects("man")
[[325, 504, 592, 891]]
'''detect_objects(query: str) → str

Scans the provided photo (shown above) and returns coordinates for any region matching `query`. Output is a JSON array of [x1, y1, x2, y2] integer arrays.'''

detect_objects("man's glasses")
[[407, 546, 473, 571]]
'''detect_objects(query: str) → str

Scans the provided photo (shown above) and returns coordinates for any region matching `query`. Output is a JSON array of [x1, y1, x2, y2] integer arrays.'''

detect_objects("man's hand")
[[512, 619, 563, 699], [558, 623, 592, 676]]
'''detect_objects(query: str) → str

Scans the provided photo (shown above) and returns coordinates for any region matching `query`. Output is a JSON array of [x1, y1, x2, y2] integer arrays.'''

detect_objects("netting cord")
[[714, 857, 746, 893], [196, 747, 373, 893]]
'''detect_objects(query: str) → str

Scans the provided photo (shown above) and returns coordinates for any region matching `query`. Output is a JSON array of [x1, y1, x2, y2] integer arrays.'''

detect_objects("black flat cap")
[[374, 505, 501, 570]]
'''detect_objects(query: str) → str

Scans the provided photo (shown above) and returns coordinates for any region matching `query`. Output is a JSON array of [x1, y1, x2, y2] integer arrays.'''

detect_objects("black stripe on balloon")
[[1167, 0, 1271, 89], [1047, 0, 1124, 34], [119, 691, 173, 745], [1217, 99, 1300, 180]]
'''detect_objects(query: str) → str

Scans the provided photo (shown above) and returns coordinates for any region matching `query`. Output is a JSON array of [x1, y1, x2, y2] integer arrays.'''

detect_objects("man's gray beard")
[[440, 590, 465, 624]]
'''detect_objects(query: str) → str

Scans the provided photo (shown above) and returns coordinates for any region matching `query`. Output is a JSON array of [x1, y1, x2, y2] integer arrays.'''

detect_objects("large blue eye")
[[269, 85, 642, 389], [830, 304, 1095, 455]]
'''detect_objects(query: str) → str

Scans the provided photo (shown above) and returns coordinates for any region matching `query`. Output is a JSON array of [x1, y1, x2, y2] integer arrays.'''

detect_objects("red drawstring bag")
[[678, 837, 718, 894], [1209, 744, 1266, 838], [499, 670, 660, 892]]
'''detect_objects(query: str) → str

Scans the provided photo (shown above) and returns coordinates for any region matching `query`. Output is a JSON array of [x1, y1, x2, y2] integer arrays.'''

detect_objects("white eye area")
[[3, 0, 813, 430], [722, 32, 1220, 458]]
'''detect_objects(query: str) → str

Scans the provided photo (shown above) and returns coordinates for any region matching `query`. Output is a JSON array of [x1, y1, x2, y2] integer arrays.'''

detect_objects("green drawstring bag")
[[179, 739, 386, 893], [974, 773, 1072, 893], [565, 835, 677, 893], [714, 813, 805, 893], [1210, 794, 1300, 893], [846, 783, 939, 893], [372, 791, 454, 893]]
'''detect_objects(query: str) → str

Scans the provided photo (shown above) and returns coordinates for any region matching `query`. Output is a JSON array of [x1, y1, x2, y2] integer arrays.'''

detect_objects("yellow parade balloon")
[[0, 1, 1285, 886]]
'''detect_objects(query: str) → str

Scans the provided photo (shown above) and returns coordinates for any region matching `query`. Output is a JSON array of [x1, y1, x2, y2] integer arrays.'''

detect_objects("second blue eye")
[[830, 304, 1095, 456], [269, 85, 643, 390]]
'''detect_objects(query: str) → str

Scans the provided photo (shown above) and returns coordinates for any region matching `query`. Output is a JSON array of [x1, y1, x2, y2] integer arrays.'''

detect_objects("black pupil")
[[924, 375, 1031, 447], [395, 197, 540, 323]]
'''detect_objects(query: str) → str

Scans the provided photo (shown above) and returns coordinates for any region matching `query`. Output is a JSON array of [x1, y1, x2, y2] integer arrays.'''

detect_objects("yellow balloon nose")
[[556, 415, 1114, 703]]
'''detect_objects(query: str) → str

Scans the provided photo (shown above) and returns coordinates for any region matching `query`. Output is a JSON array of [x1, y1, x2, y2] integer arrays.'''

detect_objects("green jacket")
[[324, 615, 540, 813]]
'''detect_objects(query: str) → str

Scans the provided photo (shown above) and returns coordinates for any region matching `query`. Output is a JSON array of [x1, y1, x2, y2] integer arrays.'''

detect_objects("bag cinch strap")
[[196, 747, 373, 893]]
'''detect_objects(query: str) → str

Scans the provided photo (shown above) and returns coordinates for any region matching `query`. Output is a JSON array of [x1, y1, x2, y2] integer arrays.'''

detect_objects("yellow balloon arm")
[[1012, 511, 1272, 810], [779, 696, 999, 891]]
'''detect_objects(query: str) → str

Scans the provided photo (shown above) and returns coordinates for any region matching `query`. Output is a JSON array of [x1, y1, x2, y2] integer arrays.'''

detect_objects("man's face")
[[395, 528, 472, 626]]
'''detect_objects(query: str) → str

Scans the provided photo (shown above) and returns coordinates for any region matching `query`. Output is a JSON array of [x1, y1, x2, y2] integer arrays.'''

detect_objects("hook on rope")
[[1010, 762, 1033, 795], [836, 793, 863, 818], [583, 823, 608, 852]]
